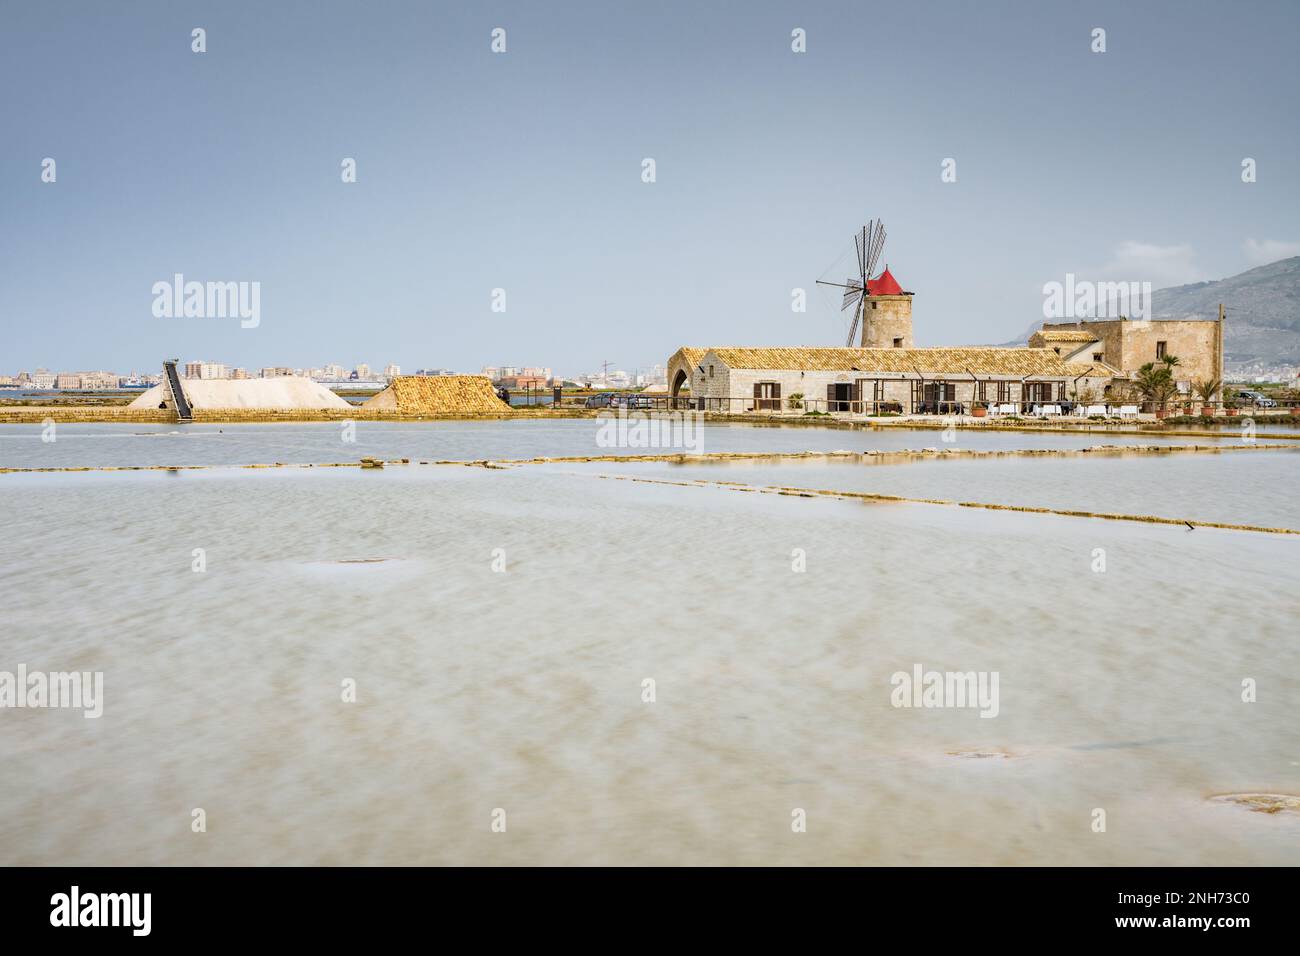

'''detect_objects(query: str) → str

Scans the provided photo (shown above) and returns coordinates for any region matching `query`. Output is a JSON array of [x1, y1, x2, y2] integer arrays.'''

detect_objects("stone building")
[[1030, 317, 1224, 397], [672, 346, 1082, 413], [666, 347, 706, 398], [666, 264, 1225, 413], [856, 267, 914, 348]]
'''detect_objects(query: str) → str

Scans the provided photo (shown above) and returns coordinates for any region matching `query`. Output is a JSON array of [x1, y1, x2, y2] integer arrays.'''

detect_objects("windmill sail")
[[840, 277, 864, 310], [846, 297, 864, 346], [866, 223, 886, 279], [814, 219, 888, 346]]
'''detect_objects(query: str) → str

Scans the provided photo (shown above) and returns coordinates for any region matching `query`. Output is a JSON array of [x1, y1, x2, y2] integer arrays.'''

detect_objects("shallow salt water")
[[583, 447, 1300, 529], [0, 418, 1264, 469], [1, 460, 1297, 865]]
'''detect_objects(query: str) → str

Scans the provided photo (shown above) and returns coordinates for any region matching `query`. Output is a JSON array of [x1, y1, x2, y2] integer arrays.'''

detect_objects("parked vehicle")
[[624, 393, 656, 409], [1235, 389, 1276, 408], [584, 393, 617, 409]]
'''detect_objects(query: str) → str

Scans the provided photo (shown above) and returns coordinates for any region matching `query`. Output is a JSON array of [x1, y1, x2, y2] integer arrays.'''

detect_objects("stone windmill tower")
[[817, 221, 914, 348]]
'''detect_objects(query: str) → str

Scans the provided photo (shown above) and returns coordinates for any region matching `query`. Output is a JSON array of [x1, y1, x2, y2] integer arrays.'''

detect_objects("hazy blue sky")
[[2, 0, 1297, 376]]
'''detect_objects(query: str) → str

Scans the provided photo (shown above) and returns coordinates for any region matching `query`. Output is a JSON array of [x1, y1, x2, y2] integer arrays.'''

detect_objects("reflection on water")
[[0, 418, 1260, 469], [2, 464, 1297, 865]]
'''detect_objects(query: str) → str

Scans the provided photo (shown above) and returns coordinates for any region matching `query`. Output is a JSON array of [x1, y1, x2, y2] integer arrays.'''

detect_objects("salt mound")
[[128, 377, 351, 410], [361, 376, 509, 415]]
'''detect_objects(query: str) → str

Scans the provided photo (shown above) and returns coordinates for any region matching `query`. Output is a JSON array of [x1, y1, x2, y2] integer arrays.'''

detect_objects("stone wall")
[[1118, 320, 1222, 389], [1040, 318, 1223, 392], [666, 352, 701, 397], [861, 294, 914, 348]]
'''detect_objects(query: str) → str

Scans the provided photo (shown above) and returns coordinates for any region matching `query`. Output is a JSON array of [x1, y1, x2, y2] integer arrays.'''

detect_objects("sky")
[[1, 0, 1297, 377]]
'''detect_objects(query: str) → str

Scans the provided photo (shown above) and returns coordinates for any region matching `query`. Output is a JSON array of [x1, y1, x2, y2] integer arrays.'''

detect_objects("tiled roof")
[[1033, 329, 1101, 343], [1066, 360, 1122, 377], [669, 347, 706, 370], [705, 347, 1076, 377]]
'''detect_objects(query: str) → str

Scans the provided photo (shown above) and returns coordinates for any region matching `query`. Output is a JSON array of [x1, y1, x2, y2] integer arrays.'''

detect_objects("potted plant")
[[971, 401, 987, 418], [1193, 378, 1222, 418], [787, 392, 804, 411]]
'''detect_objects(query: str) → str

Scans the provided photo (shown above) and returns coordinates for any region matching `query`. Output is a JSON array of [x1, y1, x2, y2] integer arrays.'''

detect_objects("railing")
[[548, 394, 1300, 418]]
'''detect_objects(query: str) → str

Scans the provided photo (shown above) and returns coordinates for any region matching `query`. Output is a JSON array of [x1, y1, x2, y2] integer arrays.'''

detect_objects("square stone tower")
[[861, 267, 914, 348]]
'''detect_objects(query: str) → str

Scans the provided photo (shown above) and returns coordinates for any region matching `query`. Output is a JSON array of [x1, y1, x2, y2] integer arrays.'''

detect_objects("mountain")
[[1152, 257, 1300, 363], [1001, 257, 1300, 363]]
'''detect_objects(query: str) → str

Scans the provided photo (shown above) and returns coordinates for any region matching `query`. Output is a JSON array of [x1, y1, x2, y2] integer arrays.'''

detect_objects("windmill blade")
[[839, 277, 864, 309], [854, 229, 866, 280], [846, 296, 864, 345], [866, 223, 887, 278], [862, 222, 878, 277]]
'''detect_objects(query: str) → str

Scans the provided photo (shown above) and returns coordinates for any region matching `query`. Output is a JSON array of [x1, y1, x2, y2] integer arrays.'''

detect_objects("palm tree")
[[1135, 361, 1178, 411]]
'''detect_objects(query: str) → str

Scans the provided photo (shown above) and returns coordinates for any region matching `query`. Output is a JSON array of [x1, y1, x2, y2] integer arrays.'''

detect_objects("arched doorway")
[[671, 369, 688, 397]]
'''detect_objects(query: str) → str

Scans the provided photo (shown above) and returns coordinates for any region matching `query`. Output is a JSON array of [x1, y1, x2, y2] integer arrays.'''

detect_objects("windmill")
[[817, 220, 887, 346]]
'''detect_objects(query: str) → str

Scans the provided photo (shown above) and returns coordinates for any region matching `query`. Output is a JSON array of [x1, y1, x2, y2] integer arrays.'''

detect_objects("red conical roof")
[[867, 267, 904, 296]]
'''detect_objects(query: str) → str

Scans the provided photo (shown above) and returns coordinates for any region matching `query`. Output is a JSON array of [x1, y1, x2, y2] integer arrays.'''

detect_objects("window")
[[892, 337, 903, 348], [871, 301, 878, 310], [1053, 347, 1061, 355], [1093, 352, 1103, 362], [1156, 341, 1167, 360], [708, 365, 714, 378], [753, 381, 781, 410]]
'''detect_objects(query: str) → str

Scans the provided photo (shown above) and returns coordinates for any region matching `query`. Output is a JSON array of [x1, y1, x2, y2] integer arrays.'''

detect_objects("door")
[[922, 382, 955, 412], [1025, 382, 1057, 405], [753, 381, 781, 411]]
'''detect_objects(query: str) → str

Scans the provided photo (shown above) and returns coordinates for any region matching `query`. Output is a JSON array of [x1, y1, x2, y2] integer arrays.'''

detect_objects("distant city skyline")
[[2, 2, 1297, 371], [1, 358, 667, 388]]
